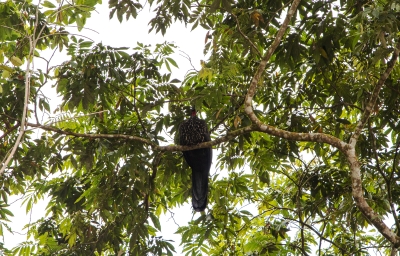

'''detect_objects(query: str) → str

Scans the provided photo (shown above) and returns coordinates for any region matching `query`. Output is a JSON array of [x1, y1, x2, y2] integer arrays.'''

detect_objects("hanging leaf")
[[10, 56, 23, 66]]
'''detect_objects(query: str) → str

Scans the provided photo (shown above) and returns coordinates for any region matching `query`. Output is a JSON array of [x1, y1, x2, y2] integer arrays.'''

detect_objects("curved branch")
[[349, 41, 400, 147], [342, 42, 400, 247], [231, 12, 261, 57], [157, 125, 253, 151], [244, 0, 301, 123], [344, 145, 400, 247], [158, 125, 350, 152], [27, 119, 347, 155]]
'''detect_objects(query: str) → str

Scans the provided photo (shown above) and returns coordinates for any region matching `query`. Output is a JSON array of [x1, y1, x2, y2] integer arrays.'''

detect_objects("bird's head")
[[191, 107, 197, 117]]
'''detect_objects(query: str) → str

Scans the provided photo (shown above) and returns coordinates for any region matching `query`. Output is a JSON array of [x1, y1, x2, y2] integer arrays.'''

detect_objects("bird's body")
[[179, 109, 212, 212]]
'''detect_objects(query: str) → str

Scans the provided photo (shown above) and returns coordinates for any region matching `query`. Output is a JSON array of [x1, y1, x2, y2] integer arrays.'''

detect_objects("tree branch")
[[0, 123, 20, 141], [343, 43, 400, 247], [244, 0, 301, 123], [26, 122, 157, 147], [349, 41, 400, 147], [0, 5, 39, 175]]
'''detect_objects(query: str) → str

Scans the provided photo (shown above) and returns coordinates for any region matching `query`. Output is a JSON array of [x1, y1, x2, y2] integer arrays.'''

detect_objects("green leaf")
[[150, 212, 161, 231], [10, 56, 23, 66], [166, 57, 178, 68], [0, 65, 13, 73], [209, 0, 221, 13], [42, 0, 56, 8]]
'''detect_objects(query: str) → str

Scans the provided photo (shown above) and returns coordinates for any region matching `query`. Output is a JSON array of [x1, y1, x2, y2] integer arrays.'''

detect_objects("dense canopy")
[[1, 0, 400, 255]]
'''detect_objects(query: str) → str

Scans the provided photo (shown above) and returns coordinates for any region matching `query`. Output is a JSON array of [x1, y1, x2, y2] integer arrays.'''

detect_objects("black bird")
[[179, 108, 212, 212]]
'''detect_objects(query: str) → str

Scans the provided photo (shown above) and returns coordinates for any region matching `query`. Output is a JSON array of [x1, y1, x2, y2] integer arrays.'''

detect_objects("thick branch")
[[344, 42, 400, 247], [156, 125, 346, 152], [252, 125, 347, 151], [151, 125, 254, 151], [26, 121, 347, 153], [345, 145, 400, 247]]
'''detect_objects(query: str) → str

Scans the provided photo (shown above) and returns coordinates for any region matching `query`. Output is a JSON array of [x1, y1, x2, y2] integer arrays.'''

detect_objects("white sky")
[[5, 1, 211, 253]]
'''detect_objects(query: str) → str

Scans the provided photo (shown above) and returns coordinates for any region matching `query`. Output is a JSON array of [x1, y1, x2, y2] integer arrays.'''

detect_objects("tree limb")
[[26, 122, 157, 147], [344, 42, 400, 247]]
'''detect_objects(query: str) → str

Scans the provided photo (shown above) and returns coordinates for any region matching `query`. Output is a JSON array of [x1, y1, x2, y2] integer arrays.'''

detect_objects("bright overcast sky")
[[6, 1, 209, 252]]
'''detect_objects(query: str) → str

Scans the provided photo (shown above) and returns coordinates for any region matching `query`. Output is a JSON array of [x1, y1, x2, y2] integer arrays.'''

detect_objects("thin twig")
[[0, 123, 20, 141], [230, 12, 261, 57]]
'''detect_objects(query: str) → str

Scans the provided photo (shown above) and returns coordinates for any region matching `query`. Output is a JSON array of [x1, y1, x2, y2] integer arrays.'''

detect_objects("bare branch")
[[345, 143, 400, 247], [0, 3, 42, 175], [23, 117, 348, 154], [244, 0, 301, 123]]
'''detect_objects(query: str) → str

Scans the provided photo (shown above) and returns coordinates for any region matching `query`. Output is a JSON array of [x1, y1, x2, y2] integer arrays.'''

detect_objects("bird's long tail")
[[191, 164, 209, 212]]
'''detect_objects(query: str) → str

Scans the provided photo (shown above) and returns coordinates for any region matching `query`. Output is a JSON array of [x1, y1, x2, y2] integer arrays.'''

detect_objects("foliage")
[[1, 0, 400, 255]]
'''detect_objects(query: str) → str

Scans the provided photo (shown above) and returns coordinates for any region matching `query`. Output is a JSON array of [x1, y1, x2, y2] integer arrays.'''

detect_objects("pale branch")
[[344, 42, 400, 247], [345, 145, 400, 247], [244, 0, 301, 123], [369, 121, 400, 232], [26, 122, 157, 147], [349, 41, 400, 147], [157, 125, 254, 151], [19, 113, 400, 247], [158, 125, 348, 152], [254, 125, 348, 151], [25, 120, 349, 154], [239, 0, 346, 151], [25, 122, 254, 152], [0, 5, 38, 175]]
